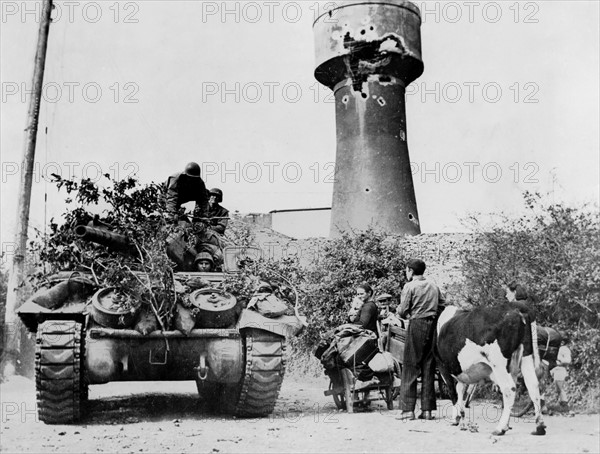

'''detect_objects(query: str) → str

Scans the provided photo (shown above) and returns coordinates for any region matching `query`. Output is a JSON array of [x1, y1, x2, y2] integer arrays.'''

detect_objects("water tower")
[[313, 1, 424, 236]]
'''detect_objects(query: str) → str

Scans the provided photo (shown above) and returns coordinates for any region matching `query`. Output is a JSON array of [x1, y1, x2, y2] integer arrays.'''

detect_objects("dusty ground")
[[1, 374, 598, 454]]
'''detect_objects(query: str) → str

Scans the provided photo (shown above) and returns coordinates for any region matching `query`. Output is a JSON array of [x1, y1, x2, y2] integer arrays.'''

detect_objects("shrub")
[[459, 192, 600, 396], [298, 229, 409, 350]]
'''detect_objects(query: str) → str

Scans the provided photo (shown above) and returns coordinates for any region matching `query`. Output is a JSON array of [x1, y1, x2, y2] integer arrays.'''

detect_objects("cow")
[[435, 303, 546, 436]]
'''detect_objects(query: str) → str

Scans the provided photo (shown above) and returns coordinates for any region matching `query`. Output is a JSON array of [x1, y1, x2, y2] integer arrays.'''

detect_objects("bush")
[[28, 175, 178, 329], [459, 192, 600, 397], [296, 229, 409, 350]]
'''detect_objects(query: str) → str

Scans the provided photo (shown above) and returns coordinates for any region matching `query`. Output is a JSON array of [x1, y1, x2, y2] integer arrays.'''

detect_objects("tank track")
[[232, 328, 286, 417], [35, 320, 87, 424]]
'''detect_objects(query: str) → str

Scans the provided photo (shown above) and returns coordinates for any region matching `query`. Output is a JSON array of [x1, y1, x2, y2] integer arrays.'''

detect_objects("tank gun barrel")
[[74, 225, 137, 256]]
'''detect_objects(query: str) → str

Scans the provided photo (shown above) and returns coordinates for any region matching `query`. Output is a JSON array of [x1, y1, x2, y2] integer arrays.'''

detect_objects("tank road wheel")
[[231, 329, 286, 417], [35, 320, 86, 424]]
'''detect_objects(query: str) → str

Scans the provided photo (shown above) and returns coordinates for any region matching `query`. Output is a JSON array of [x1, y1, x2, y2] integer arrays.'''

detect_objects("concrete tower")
[[313, 1, 424, 237]]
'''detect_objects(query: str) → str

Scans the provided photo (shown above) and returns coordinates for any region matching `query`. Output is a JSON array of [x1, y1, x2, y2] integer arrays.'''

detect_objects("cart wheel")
[[329, 381, 346, 410]]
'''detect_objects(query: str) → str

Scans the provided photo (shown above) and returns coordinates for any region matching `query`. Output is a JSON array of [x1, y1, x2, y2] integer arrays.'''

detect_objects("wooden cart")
[[324, 319, 449, 412], [323, 320, 406, 412], [324, 366, 397, 412]]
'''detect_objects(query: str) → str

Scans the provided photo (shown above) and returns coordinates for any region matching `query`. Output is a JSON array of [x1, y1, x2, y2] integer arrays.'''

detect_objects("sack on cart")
[[368, 351, 398, 373]]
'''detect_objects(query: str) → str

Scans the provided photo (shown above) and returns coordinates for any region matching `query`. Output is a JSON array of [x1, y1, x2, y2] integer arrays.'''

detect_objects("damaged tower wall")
[[313, 0, 424, 237]]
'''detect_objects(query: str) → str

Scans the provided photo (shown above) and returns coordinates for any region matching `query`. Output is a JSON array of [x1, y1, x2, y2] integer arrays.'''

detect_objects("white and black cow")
[[436, 303, 546, 436]]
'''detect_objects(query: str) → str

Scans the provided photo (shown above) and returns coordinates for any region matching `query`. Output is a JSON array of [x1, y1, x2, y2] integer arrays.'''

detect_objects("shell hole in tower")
[[408, 213, 415, 220], [360, 29, 366, 35], [361, 92, 368, 99], [365, 188, 370, 192], [342, 95, 349, 104]]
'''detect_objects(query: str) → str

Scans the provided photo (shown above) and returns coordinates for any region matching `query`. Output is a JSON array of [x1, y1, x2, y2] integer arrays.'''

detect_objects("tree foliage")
[[297, 229, 409, 348], [459, 192, 600, 395], [30, 174, 177, 328]]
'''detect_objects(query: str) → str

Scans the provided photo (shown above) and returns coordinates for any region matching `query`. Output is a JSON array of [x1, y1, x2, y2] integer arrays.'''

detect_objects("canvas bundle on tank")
[[247, 293, 289, 318], [30, 275, 96, 309]]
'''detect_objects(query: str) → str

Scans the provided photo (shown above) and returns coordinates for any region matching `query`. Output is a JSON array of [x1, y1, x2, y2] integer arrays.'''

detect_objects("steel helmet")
[[194, 251, 214, 266], [208, 188, 223, 203], [184, 162, 201, 177]]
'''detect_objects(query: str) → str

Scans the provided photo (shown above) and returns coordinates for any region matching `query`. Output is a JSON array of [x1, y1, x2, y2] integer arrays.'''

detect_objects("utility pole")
[[3, 0, 53, 376]]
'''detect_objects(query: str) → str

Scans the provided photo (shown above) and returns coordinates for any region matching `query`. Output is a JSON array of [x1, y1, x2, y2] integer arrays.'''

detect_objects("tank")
[[18, 226, 305, 424]]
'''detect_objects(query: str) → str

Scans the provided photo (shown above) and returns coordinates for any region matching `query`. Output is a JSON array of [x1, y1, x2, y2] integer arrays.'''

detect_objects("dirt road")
[[1, 375, 598, 453]]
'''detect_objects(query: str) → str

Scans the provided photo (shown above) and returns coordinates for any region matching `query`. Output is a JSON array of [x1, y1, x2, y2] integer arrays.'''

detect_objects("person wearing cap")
[[376, 293, 394, 319], [194, 251, 214, 272], [207, 188, 229, 235], [396, 259, 446, 422], [376, 293, 396, 349], [165, 162, 208, 224]]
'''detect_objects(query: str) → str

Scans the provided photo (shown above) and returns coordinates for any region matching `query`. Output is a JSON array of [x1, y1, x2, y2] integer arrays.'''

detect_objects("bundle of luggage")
[[314, 324, 399, 383]]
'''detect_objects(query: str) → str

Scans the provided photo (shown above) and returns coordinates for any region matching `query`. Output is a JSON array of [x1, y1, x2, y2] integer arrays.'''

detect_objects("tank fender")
[[17, 300, 88, 333]]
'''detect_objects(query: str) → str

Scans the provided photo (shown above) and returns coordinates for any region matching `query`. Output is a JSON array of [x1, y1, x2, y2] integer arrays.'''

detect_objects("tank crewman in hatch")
[[194, 251, 215, 272], [207, 188, 229, 235], [165, 162, 209, 224]]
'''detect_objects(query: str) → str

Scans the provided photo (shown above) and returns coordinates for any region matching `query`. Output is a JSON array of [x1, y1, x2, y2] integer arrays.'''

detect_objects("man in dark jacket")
[[207, 188, 229, 235], [165, 162, 208, 224], [396, 259, 446, 421]]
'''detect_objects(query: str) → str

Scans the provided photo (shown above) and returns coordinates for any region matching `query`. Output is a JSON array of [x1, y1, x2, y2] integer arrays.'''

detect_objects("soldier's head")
[[194, 252, 214, 272], [184, 162, 201, 178], [208, 188, 223, 206]]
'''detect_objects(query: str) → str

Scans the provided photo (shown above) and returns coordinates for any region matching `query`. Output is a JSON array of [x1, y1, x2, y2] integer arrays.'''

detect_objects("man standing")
[[207, 188, 229, 235], [396, 259, 446, 421], [165, 162, 208, 224]]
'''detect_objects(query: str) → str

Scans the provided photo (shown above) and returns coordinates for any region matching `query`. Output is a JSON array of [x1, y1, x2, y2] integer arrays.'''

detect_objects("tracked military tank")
[[18, 224, 305, 424]]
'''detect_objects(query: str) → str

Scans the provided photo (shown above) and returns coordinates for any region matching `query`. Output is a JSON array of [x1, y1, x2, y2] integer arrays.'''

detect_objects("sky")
[[1, 0, 599, 253]]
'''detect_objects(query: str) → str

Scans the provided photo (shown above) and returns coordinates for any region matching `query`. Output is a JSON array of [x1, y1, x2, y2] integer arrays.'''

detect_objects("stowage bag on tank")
[[174, 303, 196, 335], [31, 281, 71, 309], [134, 306, 159, 335], [31, 278, 96, 309], [248, 294, 289, 318]]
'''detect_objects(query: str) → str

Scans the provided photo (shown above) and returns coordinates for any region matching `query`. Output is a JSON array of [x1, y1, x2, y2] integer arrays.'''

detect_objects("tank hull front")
[[85, 327, 243, 384]]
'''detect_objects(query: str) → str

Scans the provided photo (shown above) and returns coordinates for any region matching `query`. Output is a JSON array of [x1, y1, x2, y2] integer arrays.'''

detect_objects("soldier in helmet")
[[165, 162, 208, 224], [207, 188, 229, 235], [194, 251, 215, 272]]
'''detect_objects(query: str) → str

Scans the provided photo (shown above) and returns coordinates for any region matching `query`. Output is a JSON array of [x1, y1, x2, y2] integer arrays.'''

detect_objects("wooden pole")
[[3, 0, 53, 376]]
